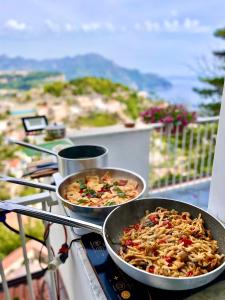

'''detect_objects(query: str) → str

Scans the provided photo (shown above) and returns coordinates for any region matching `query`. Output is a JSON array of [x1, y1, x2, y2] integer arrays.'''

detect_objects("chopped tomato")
[[152, 249, 159, 256], [162, 220, 173, 228], [158, 239, 166, 244], [134, 223, 140, 230], [187, 271, 193, 276], [123, 227, 131, 233], [179, 238, 192, 247], [165, 256, 175, 264], [118, 179, 128, 186], [86, 194, 92, 198], [148, 214, 159, 224], [148, 266, 155, 273], [125, 239, 133, 246]]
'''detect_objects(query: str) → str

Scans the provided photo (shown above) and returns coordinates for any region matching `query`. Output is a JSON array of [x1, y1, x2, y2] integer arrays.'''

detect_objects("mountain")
[[0, 53, 171, 92]]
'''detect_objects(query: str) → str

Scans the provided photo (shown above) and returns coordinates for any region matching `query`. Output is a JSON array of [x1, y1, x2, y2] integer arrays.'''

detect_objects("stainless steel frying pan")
[[8, 139, 108, 177], [0, 198, 224, 290], [0, 167, 146, 221]]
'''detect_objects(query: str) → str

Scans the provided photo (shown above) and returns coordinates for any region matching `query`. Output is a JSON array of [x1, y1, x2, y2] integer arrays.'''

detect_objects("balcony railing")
[[149, 116, 219, 192], [0, 192, 58, 300]]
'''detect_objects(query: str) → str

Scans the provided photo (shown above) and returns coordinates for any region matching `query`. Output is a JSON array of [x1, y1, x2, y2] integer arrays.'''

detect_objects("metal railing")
[[149, 116, 219, 192], [0, 192, 57, 300]]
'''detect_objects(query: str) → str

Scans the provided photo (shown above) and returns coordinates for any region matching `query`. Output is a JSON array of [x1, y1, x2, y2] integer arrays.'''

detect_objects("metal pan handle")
[[0, 201, 103, 235], [0, 175, 56, 192], [7, 139, 57, 157]]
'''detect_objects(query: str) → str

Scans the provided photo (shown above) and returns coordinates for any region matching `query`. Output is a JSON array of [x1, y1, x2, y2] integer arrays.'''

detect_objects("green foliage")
[[44, 81, 67, 97], [0, 135, 19, 167], [75, 112, 118, 127], [0, 183, 10, 200], [194, 27, 225, 115], [70, 77, 129, 96], [214, 27, 225, 38], [0, 219, 44, 258], [19, 187, 40, 197]]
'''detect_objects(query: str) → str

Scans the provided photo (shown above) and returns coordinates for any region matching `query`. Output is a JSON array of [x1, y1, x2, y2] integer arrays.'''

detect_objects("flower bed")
[[140, 105, 196, 129]]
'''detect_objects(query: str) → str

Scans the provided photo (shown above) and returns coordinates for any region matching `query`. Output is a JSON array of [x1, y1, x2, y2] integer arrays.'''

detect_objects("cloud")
[[45, 19, 60, 32], [164, 19, 180, 32], [135, 18, 210, 34], [144, 21, 160, 32], [80, 22, 101, 32], [65, 23, 77, 32], [183, 18, 210, 33], [5, 19, 27, 31]]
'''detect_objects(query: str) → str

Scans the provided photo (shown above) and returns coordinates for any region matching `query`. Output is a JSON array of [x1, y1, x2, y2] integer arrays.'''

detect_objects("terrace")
[[0, 110, 224, 299]]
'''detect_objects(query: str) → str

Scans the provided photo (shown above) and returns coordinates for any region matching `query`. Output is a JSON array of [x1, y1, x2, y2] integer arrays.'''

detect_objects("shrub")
[[140, 105, 197, 128]]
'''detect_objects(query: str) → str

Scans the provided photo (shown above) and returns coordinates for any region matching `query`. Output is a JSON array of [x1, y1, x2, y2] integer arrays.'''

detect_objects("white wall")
[[208, 80, 225, 222]]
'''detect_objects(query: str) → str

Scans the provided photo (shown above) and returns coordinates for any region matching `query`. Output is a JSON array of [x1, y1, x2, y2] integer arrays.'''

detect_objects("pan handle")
[[7, 139, 57, 157], [0, 175, 56, 192], [0, 201, 103, 235]]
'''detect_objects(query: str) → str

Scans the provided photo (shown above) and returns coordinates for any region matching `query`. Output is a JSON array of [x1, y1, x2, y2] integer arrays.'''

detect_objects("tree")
[[194, 27, 225, 115]]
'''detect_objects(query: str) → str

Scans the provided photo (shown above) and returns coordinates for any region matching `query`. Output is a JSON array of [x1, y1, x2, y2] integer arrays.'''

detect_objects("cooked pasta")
[[119, 207, 224, 277], [65, 172, 138, 207]]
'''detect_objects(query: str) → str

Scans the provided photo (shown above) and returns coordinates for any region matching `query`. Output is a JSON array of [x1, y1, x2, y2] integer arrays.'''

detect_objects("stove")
[[81, 233, 225, 300]]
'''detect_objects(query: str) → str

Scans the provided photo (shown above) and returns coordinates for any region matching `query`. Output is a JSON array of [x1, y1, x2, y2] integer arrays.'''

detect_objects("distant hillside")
[[0, 71, 64, 90], [0, 53, 171, 93]]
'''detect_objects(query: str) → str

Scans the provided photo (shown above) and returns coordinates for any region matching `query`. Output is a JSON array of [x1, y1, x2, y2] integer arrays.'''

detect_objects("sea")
[[152, 76, 205, 112]]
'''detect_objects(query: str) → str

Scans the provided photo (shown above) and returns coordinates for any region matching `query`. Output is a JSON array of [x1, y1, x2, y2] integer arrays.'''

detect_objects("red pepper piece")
[[125, 239, 133, 246], [152, 249, 159, 256], [123, 227, 131, 233], [158, 239, 166, 244], [148, 214, 159, 224], [162, 220, 173, 228], [165, 256, 175, 264], [148, 266, 155, 273], [134, 223, 140, 230], [187, 271, 193, 276], [86, 194, 92, 198], [118, 179, 128, 186], [179, 238, 192, 247], [182, 215, 187, 220]]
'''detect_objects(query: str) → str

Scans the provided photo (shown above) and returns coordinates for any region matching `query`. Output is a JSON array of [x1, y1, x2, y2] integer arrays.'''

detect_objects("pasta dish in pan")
[[119, 207, 224, 277], [65, 172, 139, 207]]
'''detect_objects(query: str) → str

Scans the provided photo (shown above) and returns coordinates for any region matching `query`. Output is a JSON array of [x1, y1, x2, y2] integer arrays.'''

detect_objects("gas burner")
[[81, 233, 225, 300]]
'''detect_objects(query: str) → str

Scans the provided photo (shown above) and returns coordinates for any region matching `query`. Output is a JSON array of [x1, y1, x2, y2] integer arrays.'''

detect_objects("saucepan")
[[8, 139, 108, 177], [0, 167, 146, 221], [0, 198, 224, 290]]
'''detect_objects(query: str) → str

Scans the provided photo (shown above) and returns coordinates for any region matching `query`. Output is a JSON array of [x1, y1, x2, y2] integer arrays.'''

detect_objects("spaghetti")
[[119, 207, 224, 277]]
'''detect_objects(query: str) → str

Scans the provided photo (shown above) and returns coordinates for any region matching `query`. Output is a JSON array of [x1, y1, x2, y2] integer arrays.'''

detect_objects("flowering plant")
[[140, 105, 196, 128]]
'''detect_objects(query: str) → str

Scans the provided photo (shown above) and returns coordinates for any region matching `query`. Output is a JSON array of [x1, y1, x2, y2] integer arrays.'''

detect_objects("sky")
[[0, 0, 225, 76]]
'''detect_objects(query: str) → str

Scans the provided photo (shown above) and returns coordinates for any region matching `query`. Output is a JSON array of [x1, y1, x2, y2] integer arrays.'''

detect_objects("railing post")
[[0, 259, 11, 300], [17, 214, 35, 300], [42, 202, 58, 300]]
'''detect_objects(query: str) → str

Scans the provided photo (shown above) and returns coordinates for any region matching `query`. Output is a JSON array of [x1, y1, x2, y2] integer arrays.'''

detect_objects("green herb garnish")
[[77, 198, 89, 204], [77, 179, 87, 190], [113, 186, 126, 198], [83, 188, 97, 197], [104, 201, 116, 206], [103, 183, 112, 189]]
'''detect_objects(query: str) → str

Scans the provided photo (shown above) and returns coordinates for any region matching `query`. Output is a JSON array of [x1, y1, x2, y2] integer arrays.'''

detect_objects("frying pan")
[[8, 139, 108, 177], [0, 198, 224, 290], [0, 167, 146, 221]]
